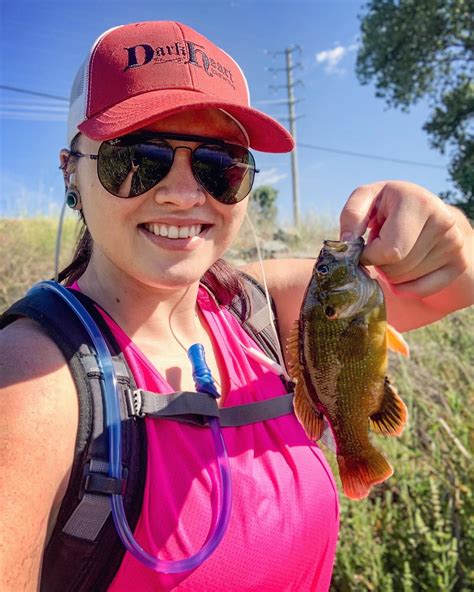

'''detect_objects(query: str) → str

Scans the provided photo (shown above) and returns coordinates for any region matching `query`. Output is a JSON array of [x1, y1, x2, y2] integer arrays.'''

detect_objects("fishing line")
[[243, 210, 291, 379]]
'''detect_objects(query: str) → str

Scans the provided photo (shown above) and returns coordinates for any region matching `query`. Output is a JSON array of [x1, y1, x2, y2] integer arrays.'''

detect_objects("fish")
[[287, 237, 409, 500]]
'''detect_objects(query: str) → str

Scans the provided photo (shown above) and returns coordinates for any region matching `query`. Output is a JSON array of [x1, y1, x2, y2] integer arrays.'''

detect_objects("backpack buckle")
[[125, 388, 146, 418]]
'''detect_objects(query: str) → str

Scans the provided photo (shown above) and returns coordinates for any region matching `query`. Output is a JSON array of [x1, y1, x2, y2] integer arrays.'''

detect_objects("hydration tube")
[[28, 281, 232, 573]]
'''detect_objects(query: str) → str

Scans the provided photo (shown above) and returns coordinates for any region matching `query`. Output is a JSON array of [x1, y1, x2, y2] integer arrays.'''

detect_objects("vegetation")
[[1, 217, 472, 590], [356, 0, 474, 217]]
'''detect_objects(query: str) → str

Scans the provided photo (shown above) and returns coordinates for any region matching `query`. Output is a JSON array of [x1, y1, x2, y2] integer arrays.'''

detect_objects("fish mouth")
[[323, 237, 365, 261]]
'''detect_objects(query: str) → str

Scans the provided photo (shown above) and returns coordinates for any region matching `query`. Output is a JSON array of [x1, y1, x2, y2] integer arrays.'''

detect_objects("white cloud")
[[255, 167, 287, 186], [315, 42, 359, 75]]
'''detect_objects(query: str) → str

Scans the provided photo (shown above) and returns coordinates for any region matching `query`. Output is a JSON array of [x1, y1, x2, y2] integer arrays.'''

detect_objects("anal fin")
[[369, 377, 408, 436]]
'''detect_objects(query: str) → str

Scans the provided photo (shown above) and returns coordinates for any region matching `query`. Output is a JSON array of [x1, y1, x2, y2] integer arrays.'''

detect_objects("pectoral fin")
[[386, 324, 410, 357], [287, 320, 325, 441], [369, 377, 408, 436]]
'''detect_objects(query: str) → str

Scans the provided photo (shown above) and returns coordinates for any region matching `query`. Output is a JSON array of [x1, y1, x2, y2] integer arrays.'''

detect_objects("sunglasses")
[[69, 132, 258, 204]]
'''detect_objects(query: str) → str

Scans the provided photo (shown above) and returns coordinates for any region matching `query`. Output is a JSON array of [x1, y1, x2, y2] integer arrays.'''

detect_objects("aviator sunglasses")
[[69, 132, 258, 204]]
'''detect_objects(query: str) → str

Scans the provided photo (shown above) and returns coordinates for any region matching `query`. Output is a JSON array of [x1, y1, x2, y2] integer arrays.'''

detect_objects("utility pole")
[[285, 48, 301, 227], [268, 46, 303, 227]]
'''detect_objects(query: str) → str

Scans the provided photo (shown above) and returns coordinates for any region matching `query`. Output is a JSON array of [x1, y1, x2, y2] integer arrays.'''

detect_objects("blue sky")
[[0, 0, 451, 223]]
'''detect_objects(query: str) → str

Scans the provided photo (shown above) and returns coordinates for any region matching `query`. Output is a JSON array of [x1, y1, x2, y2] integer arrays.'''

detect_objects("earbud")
[[66, 173, 82, 210]]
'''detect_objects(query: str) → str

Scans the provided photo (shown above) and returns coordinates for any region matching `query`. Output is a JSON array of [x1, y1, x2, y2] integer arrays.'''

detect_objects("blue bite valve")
[[187, 343, 220, 399]]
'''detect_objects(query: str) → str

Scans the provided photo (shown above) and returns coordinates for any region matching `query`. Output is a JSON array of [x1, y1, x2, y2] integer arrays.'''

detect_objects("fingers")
[[340, 180, 470, 299], [359, 184, 435, 267], [391, 262, 467, 298], [377, 221, 463, 284], [339, 182, 386, 240]]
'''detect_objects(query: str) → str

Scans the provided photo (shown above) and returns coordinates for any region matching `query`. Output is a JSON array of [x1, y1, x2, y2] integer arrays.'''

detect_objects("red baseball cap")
[[67, 21, 294, 152]]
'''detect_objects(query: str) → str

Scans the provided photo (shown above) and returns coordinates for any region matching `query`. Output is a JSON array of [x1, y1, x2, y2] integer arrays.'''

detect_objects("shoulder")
[[0, 318, 67, 372], [1, 316, 78, 388], [0, 318, 78, 589], [0, 316, 79, 457]]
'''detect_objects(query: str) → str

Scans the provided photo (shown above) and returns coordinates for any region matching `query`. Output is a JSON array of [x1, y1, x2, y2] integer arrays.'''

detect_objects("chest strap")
[[125, 389, 295, 427]]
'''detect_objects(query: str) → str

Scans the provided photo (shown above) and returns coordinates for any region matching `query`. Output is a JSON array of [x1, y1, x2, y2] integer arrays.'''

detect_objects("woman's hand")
[[339, 180, 473, 300]]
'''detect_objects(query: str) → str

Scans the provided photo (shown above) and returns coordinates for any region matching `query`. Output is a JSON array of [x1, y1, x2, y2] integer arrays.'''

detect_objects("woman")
[[0, 21, 472, 592]]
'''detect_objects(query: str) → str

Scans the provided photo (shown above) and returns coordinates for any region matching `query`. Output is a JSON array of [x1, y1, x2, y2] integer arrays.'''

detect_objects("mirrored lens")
[[98, 141, 174, 198], [192, 144, 255, 204], [97, 136, 256, 202]]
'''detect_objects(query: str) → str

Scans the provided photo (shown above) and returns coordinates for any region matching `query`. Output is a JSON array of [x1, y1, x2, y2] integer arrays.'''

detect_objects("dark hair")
[[57, 135, 250, 316]]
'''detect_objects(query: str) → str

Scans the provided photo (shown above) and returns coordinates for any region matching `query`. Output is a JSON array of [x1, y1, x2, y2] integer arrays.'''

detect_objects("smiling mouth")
[[140, 222, 212, 239]]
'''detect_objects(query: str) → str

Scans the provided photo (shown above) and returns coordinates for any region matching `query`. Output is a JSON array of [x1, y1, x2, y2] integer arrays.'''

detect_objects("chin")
[[130, 261, 215, 291]]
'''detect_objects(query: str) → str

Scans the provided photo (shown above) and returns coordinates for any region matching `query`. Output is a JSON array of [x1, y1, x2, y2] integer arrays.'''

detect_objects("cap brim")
[[78, 89, 294, 153]]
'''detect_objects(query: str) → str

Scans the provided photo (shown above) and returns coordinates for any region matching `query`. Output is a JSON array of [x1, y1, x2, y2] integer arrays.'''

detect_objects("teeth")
[[168, 225, 179, 239], [145, 223, 203, 239]]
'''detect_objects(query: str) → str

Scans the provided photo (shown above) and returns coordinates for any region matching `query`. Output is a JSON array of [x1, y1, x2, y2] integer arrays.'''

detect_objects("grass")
[[0, 215, 78, 309], [1, 216, 473, 591]]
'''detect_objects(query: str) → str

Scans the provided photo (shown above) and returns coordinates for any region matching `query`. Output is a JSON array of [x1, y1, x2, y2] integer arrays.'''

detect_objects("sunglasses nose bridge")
[[152, 145, 206, 207]]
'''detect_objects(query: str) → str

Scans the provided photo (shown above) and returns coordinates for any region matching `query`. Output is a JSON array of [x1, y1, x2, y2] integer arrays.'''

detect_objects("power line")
[[0, 84, 68, 102], [1, 84, 446, 170], [298, 142, 445, 170]]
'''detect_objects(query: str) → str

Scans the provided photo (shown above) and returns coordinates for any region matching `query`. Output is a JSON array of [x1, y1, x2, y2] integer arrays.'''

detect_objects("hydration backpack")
[[0, 272, 295, 591]]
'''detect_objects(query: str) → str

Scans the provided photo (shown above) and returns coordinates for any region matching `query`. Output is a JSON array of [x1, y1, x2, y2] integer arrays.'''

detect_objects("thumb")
[[339, 182, 385, 241]]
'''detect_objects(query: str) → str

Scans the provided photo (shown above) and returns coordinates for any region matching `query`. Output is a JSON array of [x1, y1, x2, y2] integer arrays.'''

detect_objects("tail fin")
[[337, 446, 393, 500]]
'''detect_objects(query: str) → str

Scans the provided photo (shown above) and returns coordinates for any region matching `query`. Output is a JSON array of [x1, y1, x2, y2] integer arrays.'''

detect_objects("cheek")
[[223, 201, 247, 232], [81, 189, 138, 249]]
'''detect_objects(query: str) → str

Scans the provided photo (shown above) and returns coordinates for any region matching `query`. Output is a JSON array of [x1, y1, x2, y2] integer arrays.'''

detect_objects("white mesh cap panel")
[[67, 60, 88, 145], [66, 25, 123, 145]]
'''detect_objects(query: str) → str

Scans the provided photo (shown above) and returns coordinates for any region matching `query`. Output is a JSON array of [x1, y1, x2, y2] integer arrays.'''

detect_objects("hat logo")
[[124, 40, 235, 88]]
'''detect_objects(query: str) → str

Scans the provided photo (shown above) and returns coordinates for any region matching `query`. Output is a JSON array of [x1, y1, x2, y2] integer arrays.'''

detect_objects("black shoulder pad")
[[228, 270, 285, 368]]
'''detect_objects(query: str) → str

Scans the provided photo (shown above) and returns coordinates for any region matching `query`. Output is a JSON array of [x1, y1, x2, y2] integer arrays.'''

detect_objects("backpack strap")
[[0, 287, 147, 592], [228, 271, 292, 389], [125, 388, 295, 427]]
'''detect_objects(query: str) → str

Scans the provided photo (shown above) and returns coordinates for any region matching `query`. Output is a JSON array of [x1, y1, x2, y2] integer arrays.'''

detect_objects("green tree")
[[356, 0, 474, 217], [250, 185, 279, 229]]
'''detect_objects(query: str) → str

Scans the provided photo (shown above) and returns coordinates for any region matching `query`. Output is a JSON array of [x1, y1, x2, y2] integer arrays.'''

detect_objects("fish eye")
[[325, 305, 336, 318], [316, 264, 329, 275]]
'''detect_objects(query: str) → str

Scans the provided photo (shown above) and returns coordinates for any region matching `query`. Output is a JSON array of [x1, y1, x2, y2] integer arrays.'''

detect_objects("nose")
[[153, 146, 206, 208]]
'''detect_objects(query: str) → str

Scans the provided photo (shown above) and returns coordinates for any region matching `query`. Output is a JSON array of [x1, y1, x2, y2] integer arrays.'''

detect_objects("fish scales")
[[288, 237, 409, 500]]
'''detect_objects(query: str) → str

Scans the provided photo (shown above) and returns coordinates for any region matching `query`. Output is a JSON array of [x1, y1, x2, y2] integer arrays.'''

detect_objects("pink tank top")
[[73, 283, 339, 591]]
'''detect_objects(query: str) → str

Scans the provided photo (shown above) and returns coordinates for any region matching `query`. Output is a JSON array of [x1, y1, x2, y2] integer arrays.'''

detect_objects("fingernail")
[[341, 231, 355, 242]]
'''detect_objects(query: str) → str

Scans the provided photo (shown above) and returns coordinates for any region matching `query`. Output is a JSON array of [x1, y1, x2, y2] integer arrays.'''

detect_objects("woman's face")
[[66, 109, 250, 291]]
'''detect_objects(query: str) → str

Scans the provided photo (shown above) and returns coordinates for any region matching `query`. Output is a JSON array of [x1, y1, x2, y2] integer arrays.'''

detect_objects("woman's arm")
[[0, 320, 78, 591]]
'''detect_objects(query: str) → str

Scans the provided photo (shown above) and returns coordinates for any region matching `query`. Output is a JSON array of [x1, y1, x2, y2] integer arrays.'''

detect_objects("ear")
[[59, 149, 75, 188]]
